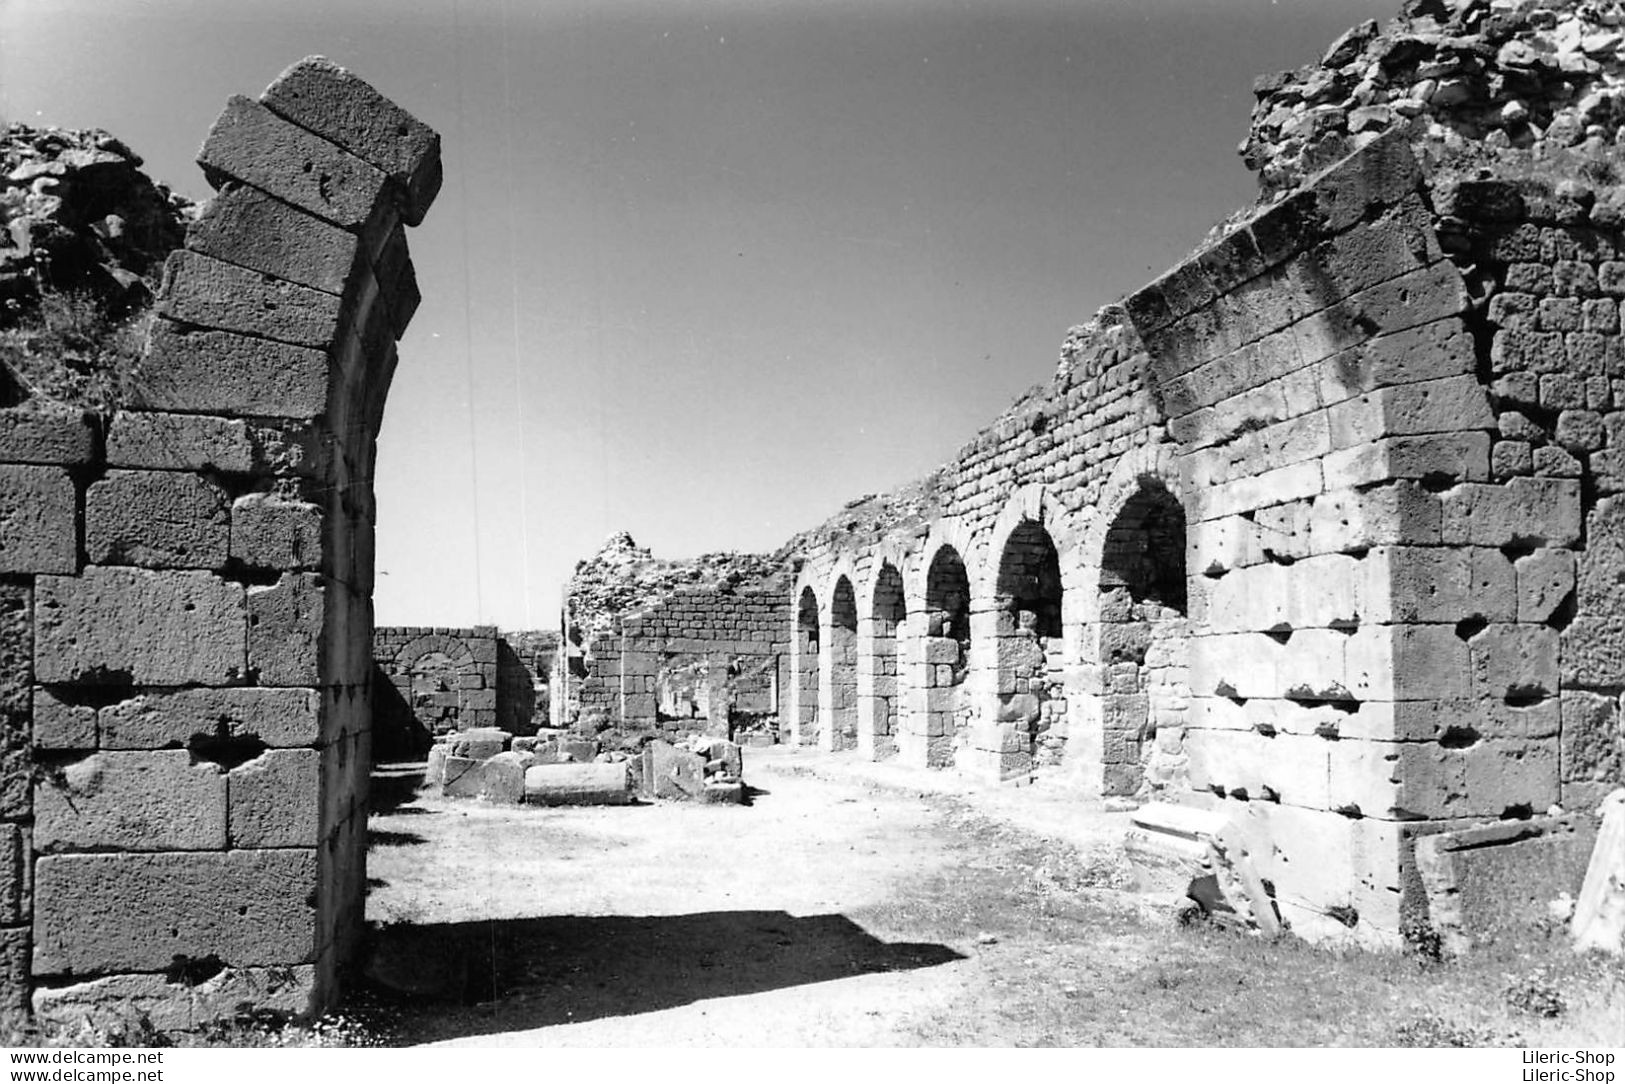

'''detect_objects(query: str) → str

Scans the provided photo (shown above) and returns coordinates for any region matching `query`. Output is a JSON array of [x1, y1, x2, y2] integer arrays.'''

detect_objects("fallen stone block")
[[562, 738, 600, 763], [1416, 813, 1598, 955], [1124, 803, 1281, 938], [643, 739, 706, 800], [1572, 788, 1625, 955], [441, 753, 524, 803], [523, 762, 632, 806], [701, 781, 745, 805], [448, 727, 510, 759], [423, 744, 448, 788], [32, 965, 316, 1033]]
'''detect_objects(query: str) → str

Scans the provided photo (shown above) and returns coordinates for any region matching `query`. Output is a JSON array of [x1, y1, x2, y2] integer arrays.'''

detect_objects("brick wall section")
[[783, 129, 1623, 947], [562, 587, 788, 743], [2, 57, 439, 1024]]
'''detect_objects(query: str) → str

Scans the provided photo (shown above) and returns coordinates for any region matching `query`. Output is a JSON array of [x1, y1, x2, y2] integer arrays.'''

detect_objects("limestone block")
[[198, 96, 386, 230], [423, 743, 447, 787], [1309, 481, 1441, 553], [1467, 624, 1558, 700], [643, 739, 706, 799], [36, 568, 246, 685], [1373, 545, 1515, 624], [34, 751, 226, 852], [1390, 625, 1470, 701], [105, 411, 255, 473], [1199, 459, 1322, 522], [1183, 728, 1265, 796], [32, 849, 317, 974], [228, 749, 319, 847], [1387, 737, 1559, 820], [0, 465, 76, 574], [523, 762, 632, 806], [134, 320, 329, 419], [1189, 514, 1261, 574], [0, 403, 95, 467], [1328, 697, 1559, 744], [448, 728, 509, 759], [1323, 433, 1490, 491], [186, 182, 358, 294], [32, 965, 316, 1034], [0, 824, 21, 926], [443, 750, 525, 803], [1317, 318, 1476, 403], [230, 495, 323, 572], [1440, 477, 1581, 548], [247, 573, 322, 686], [1516, 548, 1576, 623], [160, 251, 342, 347], [100, 687, 318, 749], [439, 755, 479, 794], [86, 470, 229, 569], [1417, 814, 1596, 955], [1560, 692, 1622, 790], [261, 56, 442, 226], [1188, 632, 1280, 699], [32, 687, 95, 749], [1577, 497, 1625, 614], [1327, 375, 1494, 449], [1276, 629, 1351, 700], [1561, 614, 1625, 688], [701, 780, 745, 804]]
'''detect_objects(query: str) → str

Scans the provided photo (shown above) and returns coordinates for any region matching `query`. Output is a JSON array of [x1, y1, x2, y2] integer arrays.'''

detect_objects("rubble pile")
[[1, 122, 192, 325], [1244, 0, 1625, 203], [423, 727, 746, 805]]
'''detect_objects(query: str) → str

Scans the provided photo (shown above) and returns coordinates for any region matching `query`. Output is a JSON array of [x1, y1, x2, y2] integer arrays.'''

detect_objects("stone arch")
[[396, 633, 478, 739], [1094, 472, 1190, 798], [859, 558, 908, 762], [824, 575, 859, 751], [914, 541, 973, 769], [16, 57, 441, 1026], [986, 519, 1065, 775], [791, 583, 822, 747]]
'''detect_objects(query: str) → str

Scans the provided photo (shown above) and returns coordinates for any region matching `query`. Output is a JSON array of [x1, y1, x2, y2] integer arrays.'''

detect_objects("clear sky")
[[1, 0, 1396, 630]]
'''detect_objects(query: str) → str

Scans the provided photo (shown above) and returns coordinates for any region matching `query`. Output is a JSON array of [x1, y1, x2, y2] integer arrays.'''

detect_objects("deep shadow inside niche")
[[1100, 481, 1187, 614]]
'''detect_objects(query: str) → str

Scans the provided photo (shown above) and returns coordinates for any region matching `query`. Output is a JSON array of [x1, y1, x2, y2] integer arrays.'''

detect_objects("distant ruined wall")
[[0, 59, 439, 1025], [372, 625, 549, 759]]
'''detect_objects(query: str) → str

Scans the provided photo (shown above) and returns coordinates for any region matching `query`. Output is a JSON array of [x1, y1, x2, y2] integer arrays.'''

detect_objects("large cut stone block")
[[34, 751, 226, 852], [0, 465, 76, 574], [198, 95, 387, 231], [86, 470, 229, 569], [0, 404, 95, 467], [100, 687, 319, 749], [36, 568, 246, 685], [32, 687, 95, 749], [134, 319, 329, 419], [1416, 814, 1596, 954], [229, 749, 319, 847], [247, 574, 322, 686], [105, 411, 255, 473], [524, 762, 632, 806], [186, 183, 358, 294], [231, 495, 323, 572], [33, 849, 317, 974], [32, 966, 316, 1034], [1440, 477, 1581, 548], [261, 56, 442, 226], [160, 250, 343, 348]]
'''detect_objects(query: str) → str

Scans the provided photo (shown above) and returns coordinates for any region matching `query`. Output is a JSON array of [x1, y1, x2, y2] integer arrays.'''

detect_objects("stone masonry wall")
[[372, 625, 548, 759], [2, 58, 439, 1025], [782, 127, 1624, 947]]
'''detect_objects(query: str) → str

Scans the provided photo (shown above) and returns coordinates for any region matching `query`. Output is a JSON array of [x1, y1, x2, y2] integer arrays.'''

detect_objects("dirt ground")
[[358, 746, 1624, 1048]]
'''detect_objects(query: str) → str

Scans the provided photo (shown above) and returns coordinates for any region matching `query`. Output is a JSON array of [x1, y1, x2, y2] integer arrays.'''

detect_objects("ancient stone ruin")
[[1, 57, 439, 1026], [0, 0, 1621, 1035]]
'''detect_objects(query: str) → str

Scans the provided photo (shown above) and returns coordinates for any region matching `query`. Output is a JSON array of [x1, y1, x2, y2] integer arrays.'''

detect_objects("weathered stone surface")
[[229, 749, 319, 847], [186, 182, 358, 294], [0, 823, 22, 926], [198, 95, 387, 231], [1573, 789, 1625, 954], [32, 965, 316, 1033], [86, 470, 229, 569], [34, 751, 226, 852], [134, 319, 329, 418], [230, 495, 323, 571], [523, 762, 631, 806], [32, 687, 94, 749], [33, 849, 317, 974], [246, 574, 322, 686], [447, 728, 509, 759], [701, 780, 745, 804], [105, 411, 255, 473], [35, 568, 246, 685], [261, 56, 442, 226], [160, 250, 343, 347], [0, 466, 75, 575], [100, 687, 319, 749], [0, 405, 95, 467], [1416, 815, 1597, 955], [443, 751, 525, 803], [643, 739, 706, 800]]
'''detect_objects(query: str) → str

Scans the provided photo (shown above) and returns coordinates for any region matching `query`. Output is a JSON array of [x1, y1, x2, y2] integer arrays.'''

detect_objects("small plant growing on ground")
[[1504, 975, 1567, 1019]]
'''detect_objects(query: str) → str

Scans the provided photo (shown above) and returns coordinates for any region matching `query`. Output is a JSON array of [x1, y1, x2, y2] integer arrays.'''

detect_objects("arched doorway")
[[827, 577, 859, 751], [993, 521, 1064, 773], [1097, 481, 1189, 797], [795, 586, 821, 746], [861, 563, 906, 761], [923, 545, 971, 768]]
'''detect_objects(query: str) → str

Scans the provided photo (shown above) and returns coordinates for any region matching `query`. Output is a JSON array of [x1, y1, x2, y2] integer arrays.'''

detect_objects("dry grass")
[[0, 289, 149, 413]]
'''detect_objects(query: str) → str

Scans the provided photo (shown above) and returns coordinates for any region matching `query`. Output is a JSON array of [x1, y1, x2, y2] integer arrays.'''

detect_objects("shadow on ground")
[[355, 911, 964, 1043]]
